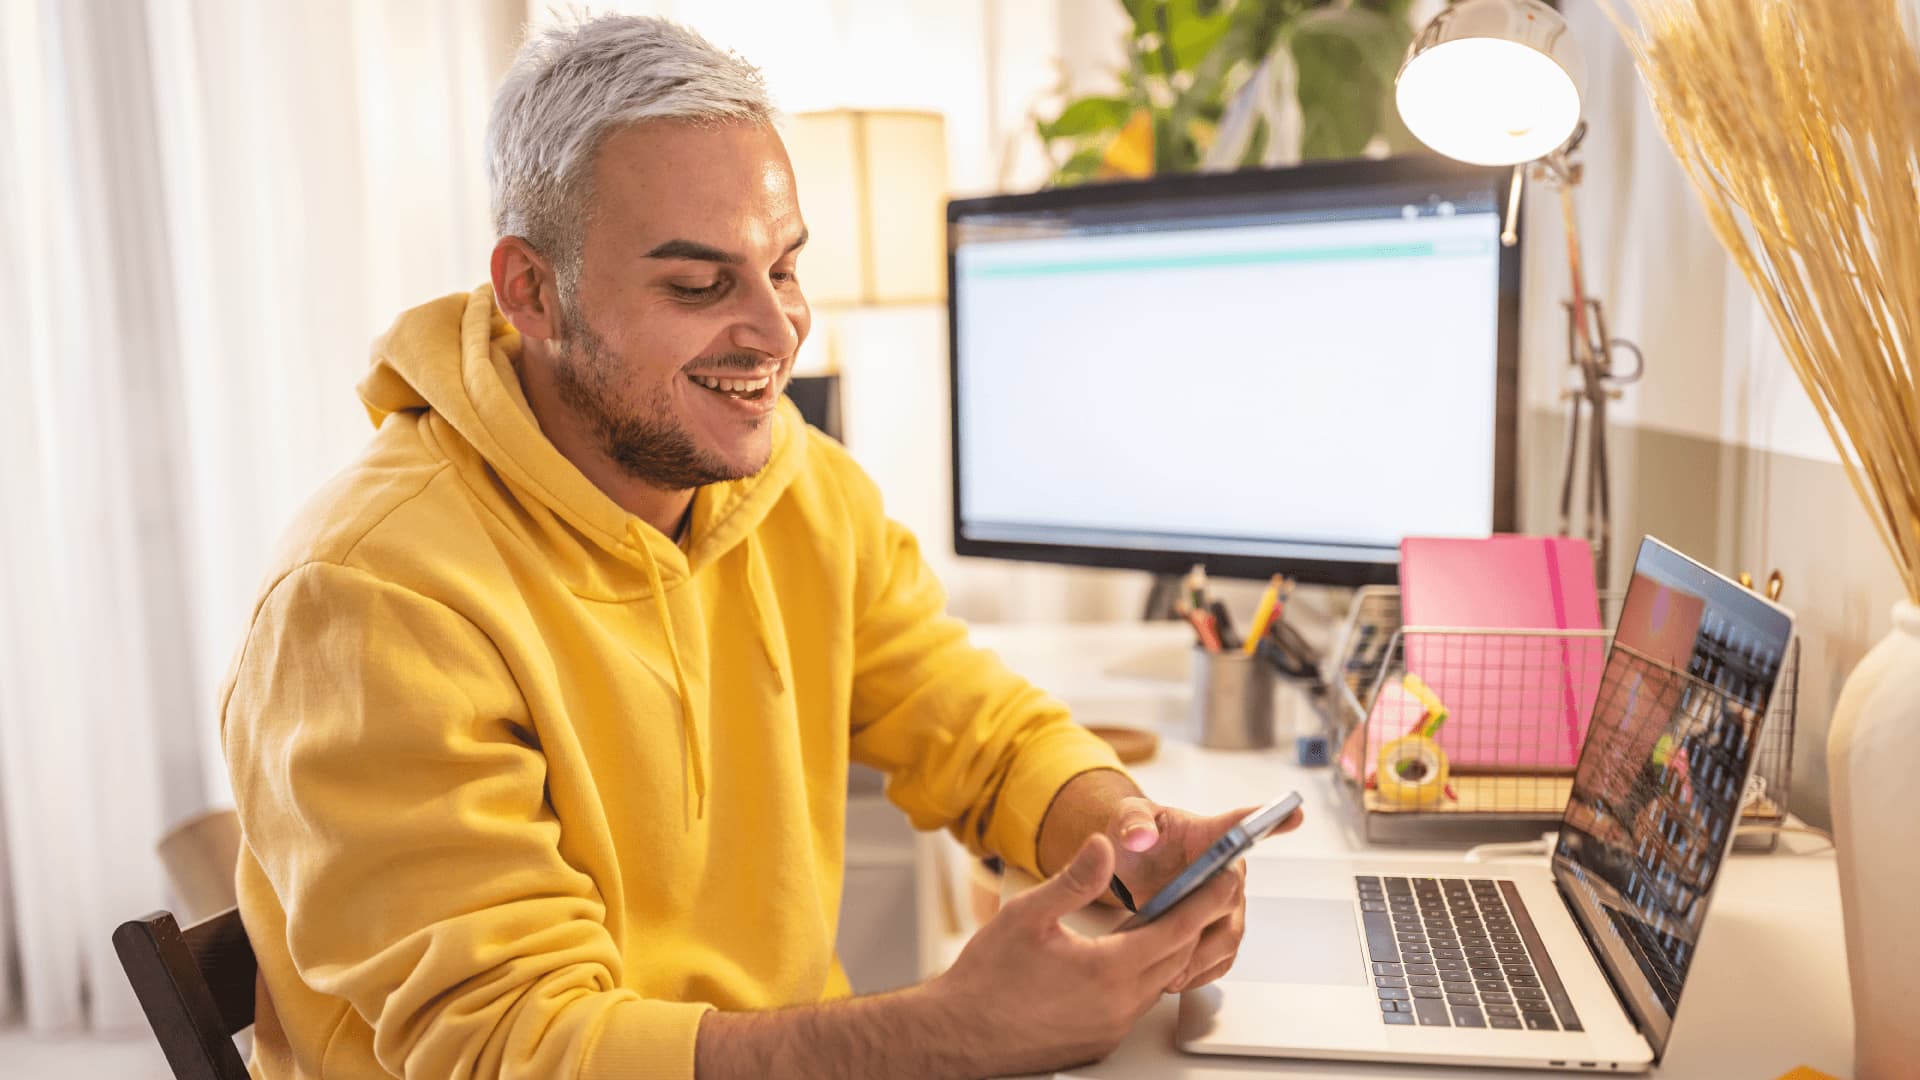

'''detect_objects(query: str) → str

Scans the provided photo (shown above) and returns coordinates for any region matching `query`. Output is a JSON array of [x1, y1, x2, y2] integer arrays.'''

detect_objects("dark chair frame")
[[113, 907, 255, 1080]]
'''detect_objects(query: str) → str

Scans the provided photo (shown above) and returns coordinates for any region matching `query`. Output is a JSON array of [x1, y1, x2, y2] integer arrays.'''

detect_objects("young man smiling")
[[221, 14, 1299, 1079]]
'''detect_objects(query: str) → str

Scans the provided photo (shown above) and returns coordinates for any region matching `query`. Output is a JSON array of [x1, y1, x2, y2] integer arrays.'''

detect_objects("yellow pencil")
[[1243, 574, 1283, 655]]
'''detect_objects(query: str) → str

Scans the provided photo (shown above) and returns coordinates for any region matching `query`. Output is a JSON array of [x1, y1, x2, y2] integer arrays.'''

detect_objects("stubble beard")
[[551, 304, 764, 492]]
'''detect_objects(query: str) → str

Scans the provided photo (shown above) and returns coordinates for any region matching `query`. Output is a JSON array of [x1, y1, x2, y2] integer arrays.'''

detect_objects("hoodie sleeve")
[[839, 471, 1127, 879], [224, 561, 709, 1080]]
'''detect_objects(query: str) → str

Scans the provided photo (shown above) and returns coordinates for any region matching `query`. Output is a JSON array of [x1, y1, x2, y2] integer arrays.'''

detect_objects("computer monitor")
[[946, 156, 1519, 586]]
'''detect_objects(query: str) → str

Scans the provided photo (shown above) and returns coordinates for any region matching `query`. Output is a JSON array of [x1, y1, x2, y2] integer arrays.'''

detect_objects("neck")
[[516, 340, 696, 538]]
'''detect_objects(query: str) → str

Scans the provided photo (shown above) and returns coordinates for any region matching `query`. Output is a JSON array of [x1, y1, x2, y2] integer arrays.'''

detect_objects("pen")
[[1271, 617, 1317, 661], [1208, 599, 1242, 651], [1186, 608, 1223, 653]]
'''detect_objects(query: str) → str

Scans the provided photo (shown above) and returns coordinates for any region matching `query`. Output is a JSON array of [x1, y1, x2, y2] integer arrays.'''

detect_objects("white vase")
[[1828, 599, 1920, 1080]]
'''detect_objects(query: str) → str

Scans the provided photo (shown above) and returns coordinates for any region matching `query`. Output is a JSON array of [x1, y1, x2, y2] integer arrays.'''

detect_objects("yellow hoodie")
[[221, 286, 1126, 1079]]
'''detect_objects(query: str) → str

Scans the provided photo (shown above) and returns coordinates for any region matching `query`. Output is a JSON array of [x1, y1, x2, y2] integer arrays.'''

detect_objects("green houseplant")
[[1038, 0, 1420, 184]]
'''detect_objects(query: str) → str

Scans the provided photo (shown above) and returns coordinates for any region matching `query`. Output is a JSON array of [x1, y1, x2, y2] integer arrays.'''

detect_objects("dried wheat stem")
[[1607, 0, 1920, 603]]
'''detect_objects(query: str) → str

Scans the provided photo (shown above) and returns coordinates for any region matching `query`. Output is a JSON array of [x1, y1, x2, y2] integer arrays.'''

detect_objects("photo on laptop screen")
[[1552, 538, 1792, 1058]]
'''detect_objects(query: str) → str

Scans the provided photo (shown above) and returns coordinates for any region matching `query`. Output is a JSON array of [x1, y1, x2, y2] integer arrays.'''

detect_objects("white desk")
[[963, 623, 1853, 1080]]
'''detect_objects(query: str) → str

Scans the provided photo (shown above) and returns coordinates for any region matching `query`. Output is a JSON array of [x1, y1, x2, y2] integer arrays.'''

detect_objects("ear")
[[490, 237, 565, 344]]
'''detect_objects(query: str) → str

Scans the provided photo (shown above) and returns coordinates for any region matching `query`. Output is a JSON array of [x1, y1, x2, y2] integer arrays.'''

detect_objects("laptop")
[[1178, 537, 1795, 1071]]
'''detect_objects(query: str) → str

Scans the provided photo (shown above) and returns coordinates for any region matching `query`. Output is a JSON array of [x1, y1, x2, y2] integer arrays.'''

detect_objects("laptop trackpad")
[[1231, 897, 1366, 985]]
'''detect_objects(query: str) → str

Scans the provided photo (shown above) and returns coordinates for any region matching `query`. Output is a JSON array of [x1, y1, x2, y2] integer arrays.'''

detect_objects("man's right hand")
[[925, 832, 1243, 1076]]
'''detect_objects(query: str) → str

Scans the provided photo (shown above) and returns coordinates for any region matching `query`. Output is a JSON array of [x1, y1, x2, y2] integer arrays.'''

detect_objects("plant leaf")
[[1167, 0, 1234, 71], [1122, 0, 1161, 39], [1051, 145, 1109, 187], [1288, 6, 1411, 160], [1038, 95, 1133, 140]]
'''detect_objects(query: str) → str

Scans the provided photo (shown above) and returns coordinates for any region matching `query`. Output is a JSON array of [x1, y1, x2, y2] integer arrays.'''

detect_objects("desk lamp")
[[1395, 0, 1642, 587]]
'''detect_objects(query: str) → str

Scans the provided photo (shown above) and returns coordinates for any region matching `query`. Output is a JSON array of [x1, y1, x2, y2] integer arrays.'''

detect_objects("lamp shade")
[[1395, 0, 1584, 167], [783, 109, 948, 305]]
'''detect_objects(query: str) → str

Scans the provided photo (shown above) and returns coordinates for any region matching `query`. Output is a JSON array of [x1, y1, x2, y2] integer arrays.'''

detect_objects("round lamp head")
[[1395, 0, 1584, 167]]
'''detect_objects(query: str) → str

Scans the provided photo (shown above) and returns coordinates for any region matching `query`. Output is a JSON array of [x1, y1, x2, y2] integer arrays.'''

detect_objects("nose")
[[729, 277, 805, 360]]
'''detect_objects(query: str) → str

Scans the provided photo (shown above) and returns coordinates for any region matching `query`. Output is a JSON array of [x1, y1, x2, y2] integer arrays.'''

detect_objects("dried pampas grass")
[[1609, 0, 1920, 603]]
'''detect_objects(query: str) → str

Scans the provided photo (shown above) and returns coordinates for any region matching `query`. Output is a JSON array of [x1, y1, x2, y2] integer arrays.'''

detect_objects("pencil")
[[1243, 574, 1283, 654]]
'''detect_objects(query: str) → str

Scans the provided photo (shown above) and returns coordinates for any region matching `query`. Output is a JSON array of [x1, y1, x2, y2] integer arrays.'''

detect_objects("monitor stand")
[[1140, 572, 1186, 622]]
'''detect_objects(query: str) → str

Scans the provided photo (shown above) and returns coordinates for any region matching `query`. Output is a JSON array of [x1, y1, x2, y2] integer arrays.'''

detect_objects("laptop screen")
[[1551, 537, 1794, 1059]]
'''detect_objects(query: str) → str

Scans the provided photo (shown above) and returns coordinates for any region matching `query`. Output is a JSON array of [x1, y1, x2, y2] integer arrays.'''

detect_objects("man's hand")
[[925, 832, 1240, 1077], [1106, 794, 1304, 993]]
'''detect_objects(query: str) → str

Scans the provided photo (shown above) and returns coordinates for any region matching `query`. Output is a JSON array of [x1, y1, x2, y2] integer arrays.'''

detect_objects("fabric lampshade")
[[783, 109, 948, 306]]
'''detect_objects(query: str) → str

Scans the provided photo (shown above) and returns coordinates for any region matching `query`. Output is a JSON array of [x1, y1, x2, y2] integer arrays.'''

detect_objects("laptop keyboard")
[[1357, 875, 1584, 1032]]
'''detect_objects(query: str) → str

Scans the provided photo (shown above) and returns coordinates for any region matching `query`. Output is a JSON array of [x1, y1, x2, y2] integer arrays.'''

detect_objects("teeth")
[[691, 373, 771, 392]]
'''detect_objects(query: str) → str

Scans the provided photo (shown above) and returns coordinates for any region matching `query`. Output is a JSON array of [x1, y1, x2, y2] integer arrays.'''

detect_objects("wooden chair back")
[[112, 907, 255, 1080]]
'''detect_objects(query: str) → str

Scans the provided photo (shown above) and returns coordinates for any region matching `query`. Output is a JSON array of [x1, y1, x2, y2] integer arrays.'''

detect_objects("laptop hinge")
[[1553, 871, 1645, 1041]]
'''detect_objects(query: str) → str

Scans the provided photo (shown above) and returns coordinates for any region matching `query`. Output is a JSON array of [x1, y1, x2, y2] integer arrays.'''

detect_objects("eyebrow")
[[643, 229, 809, 265]]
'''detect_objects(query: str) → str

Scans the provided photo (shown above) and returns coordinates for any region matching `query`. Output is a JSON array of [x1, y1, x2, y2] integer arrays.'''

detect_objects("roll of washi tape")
[[1376, 734, 1450, 808]]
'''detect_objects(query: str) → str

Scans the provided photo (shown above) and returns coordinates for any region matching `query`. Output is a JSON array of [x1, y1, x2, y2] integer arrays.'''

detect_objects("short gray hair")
[[486, 14, 776, 301]]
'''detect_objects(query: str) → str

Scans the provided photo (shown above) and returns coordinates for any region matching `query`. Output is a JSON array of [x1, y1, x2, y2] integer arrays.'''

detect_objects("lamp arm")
[[1551, 153, 1596, 357], [1501, 165, 1525, 247], [1546, 149, 1620, 586]]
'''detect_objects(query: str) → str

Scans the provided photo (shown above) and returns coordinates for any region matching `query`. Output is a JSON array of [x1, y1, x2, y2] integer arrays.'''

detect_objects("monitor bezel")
[[944, 154, 1521, 585]]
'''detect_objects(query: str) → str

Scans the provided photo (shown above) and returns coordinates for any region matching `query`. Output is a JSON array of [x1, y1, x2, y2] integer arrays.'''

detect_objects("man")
[[223, 13, 1300, 1079]]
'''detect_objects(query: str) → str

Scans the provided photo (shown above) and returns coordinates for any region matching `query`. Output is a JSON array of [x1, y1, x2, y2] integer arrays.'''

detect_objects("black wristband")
[[1109, 874, 1137, 912]]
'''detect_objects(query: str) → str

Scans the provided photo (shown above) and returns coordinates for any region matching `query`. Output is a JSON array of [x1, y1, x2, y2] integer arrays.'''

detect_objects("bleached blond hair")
[[485, 13, 775, 301]]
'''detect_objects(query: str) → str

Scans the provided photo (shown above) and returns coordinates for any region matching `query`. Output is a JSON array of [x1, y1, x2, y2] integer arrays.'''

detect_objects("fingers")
[[1166, 885, 1246, 992], [1171, 952, 1237, 994], [1111, 796, 1162, 853], [1107, 860, 1243, 966], [1137, 942, 1196, 1003], [1011, 832, 1115, 924]]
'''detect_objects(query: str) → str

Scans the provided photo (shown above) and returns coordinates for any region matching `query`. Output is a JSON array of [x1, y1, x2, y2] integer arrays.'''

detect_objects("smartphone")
[[1113, 791, 1302, 932]]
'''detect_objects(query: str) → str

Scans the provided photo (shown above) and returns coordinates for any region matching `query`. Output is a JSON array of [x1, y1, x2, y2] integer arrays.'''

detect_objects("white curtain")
[[0, 0, 518, 1034], [2, 0, 1444, 1034]]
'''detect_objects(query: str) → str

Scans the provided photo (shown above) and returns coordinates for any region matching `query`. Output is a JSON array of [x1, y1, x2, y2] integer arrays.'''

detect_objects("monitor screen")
[[1553, 537, 1794, 1060], [946, 157, 1518, 584]]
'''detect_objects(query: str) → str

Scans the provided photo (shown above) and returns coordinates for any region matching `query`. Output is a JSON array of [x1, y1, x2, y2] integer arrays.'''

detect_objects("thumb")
[[1111, 796, 1161, 853], [1019, 832, 1116, 924]]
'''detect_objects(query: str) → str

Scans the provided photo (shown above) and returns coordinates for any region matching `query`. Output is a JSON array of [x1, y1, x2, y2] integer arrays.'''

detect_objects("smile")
[[689, 373, 772, 395]]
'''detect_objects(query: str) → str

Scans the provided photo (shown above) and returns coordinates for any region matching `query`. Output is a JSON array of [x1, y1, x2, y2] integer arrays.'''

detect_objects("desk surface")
[[970, 623, 1853, 1080]]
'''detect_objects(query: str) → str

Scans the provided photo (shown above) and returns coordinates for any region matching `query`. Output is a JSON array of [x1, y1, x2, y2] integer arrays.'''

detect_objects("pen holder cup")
[[1190, 648, 1276, 750]]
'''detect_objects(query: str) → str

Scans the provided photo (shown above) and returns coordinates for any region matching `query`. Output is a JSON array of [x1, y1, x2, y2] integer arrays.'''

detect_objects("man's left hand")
[[1105, 796, 1305, 993]]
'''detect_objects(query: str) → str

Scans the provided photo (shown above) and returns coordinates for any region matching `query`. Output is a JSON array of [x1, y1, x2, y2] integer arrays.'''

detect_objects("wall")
[[1512, 2, 1913, 829]]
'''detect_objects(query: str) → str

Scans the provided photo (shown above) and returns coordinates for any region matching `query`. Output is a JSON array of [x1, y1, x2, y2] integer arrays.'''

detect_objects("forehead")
[[585, 119, 801, 251]]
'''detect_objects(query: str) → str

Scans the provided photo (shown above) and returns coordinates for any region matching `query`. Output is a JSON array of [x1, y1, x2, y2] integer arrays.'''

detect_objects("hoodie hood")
[[358, 284, 809, 818], [359, 285, 807, 588]]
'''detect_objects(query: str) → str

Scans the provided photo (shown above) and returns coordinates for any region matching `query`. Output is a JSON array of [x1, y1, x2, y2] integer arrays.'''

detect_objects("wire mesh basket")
[[1326, 586, 1798, 848]]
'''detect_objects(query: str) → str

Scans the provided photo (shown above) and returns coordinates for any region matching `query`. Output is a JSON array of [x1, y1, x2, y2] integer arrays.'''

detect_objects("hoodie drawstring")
[[741, 534, 787, 695], [628, 522, 707, 822]]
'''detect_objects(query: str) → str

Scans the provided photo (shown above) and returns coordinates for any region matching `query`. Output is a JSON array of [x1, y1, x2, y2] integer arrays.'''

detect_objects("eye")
[[668, 280, 726, 301]]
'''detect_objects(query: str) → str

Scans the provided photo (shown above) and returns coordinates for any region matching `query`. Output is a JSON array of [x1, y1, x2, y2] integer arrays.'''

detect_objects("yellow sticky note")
[[1772, 1067, 1840, 1080]]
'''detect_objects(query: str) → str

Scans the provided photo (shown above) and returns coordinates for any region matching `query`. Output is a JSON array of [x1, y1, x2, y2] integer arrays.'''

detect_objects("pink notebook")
[[1395, 536, 1604, 773]]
